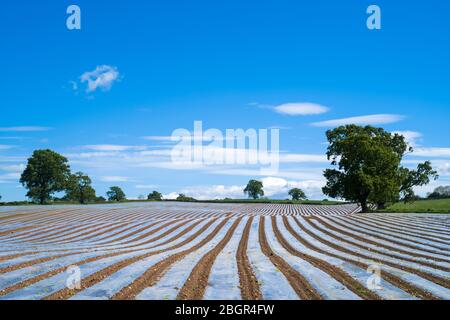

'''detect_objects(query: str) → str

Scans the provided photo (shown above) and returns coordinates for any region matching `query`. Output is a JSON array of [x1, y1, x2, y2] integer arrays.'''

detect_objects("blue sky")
[[0, 0, 449, 201]]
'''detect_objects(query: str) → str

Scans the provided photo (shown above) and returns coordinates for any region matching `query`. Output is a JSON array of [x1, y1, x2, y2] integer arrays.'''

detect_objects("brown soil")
[[258, 216, 322, 300], [0, 226, 37, 237], [331, 216, 450, 253], [113, 218, 235, 300], [176, 218, 242, 300], [291, 217, 442, 299], [313, 217, 450, 268], [346, 215, 450, 244], [43, 218, 222, 300], [271, 216, 381, 300], [236, 217, 262, 300]]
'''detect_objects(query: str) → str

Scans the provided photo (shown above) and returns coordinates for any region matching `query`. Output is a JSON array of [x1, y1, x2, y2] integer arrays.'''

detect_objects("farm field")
[[384, 199, 450, 214], [0, 202, 449, 300]]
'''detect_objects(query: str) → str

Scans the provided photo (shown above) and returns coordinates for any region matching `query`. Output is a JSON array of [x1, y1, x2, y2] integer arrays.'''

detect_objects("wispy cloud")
[[100, 176, 131, 182], [393, 131, 423, 147], [0, 164, 25, 172], [0, 172, 21, 181], [274, 103, 329, 116], [142, 135, 236, 142], [80, 65, 120, 93], [82, 145, 147, 152], [412, 148, 450, 157], [311, 114, 405, 127], [0, 126, 52, 132], [0, 145, 15, 150], [141, 136, 173, 142], [135, 184, 158, 189]]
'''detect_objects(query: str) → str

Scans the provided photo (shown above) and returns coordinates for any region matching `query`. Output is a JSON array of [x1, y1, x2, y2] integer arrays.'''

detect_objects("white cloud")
[[142, 136, 173, 141], [393, 131, 422, 147], [260, 177, 324, 198], [164, 177, 326, 200], [412, 148, 450, 157], [311, 114, 405, 127], [135, 184, 158, 189], [0, 156, 26, 163], [142, 135, 235, 143], [80, 65, 119, 93], [0, 164, 25, 172], [274, 103, 329, 116], [100, 176, 131, 182], [162, 192, 180, 200], [167, 185, 244, 200], [0, 145, 15, 150], [279, 154, 328, 163], [0, 172, 21, 180], [0, 126, 52, 132], [83, 145, 147, 152]]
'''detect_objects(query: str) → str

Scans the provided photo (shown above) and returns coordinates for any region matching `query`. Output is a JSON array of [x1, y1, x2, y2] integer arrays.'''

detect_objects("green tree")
[[148, 191, 162, 201], [20, 149, 71, 204], [428, 186, 450, 199], [95, 196, 107, 203], [244, 180, 264, 199], [66, 172, 96, 204], [106, 186, 126, 202], [322, 125, 438, 212], [176, 194, 196, 202], [288, 188, 307, 201]]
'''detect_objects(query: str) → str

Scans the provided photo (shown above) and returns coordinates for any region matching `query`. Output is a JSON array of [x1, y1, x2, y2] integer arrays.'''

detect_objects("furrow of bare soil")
[[0, 219, 194, 262], [176, 218, 242, 300], [313, 217, 450, 268], [355, 215, 450, 237], [0, 226, 37, 238], [346, 216, 450, 244], [282, 216, 440, 300], [40, 222, 125, 244], [236, 217, 262, 300], [90, 221, 148, 244], [0, 219, 214, 298], [271, 217, 381, 300], [112, 218, 235, 300], [257, 216, 322, 300], [326, 216, 450, 258], [43, 218, 221, 300], [0, 211, 47, 222], [331, 216, 450, 252], [292, 217, 443, 299], [123, 219, 197, 249], [26, 222, 108, 243], [3, 223, 72, 240], [0, 208, 84, 225], [376, 215, 450, 232], [116, 219, 187, 245], [91, 220, 166, 245], [58, 222, 134, 243], [0, 253, 33, 263], [0, 250, 134, 297], [0, 252, 78, 274]]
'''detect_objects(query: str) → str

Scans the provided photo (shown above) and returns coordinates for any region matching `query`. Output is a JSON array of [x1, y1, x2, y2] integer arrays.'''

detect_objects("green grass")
[[381, 198, 450, 214]]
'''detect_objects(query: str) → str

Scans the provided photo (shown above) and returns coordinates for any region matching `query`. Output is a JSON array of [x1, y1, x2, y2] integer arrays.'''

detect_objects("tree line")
[[0, 125, 440, 211]]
